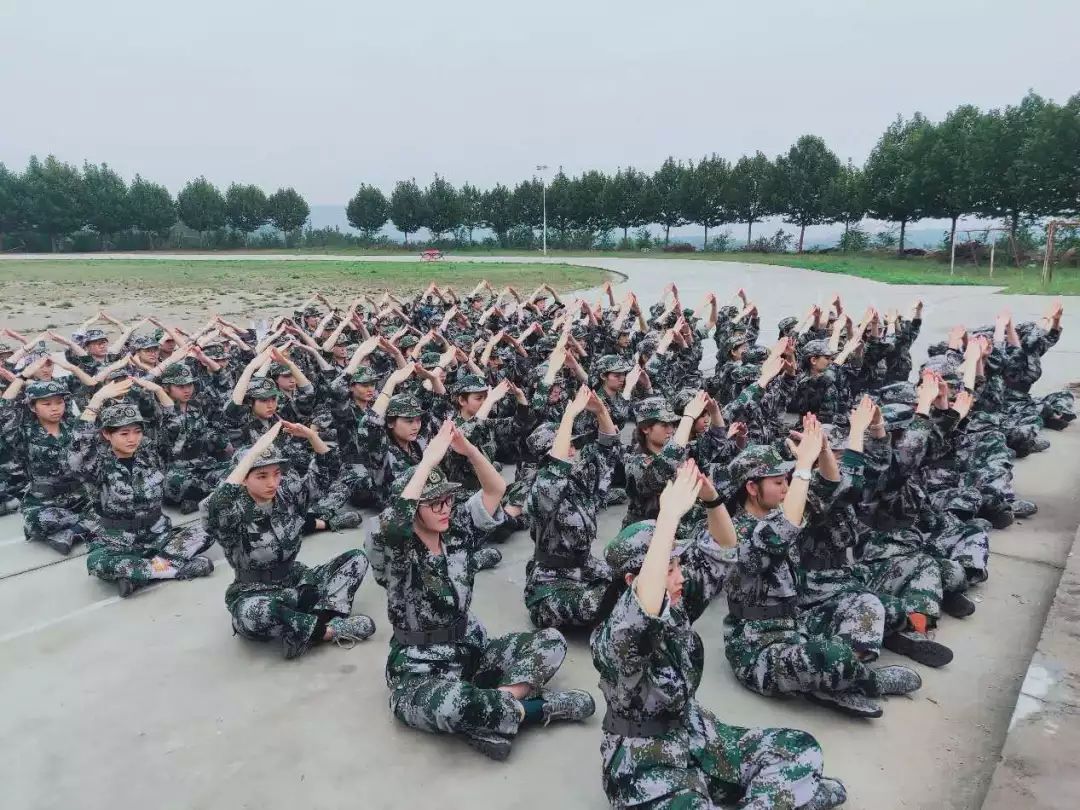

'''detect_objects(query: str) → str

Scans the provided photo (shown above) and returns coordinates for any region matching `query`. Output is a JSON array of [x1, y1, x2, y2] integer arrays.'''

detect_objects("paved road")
[[1, 255, 1077, 809]]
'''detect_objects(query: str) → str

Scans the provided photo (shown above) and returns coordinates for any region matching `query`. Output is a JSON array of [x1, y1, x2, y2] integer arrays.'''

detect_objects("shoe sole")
[[884, 635, 954, 668], [942, 596, 976, 619], [467, 738, 512, 761], [805, 692, 883, 719]]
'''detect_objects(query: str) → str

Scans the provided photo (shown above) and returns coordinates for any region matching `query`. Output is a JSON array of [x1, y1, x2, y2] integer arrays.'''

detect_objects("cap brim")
[[249, 456, 289, 471], [421, 481, 461, 501], [762, 460, 796, 477]]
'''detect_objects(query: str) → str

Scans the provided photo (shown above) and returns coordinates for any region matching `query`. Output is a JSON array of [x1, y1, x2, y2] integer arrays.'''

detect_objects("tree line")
[[1, 91, 1076, 256]]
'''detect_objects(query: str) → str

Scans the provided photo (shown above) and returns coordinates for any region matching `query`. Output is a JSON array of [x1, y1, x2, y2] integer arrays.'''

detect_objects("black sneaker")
[[328, 511, 363, 531], [942, 591, 976, 618], [176, 556, 214, 580], [466, 730, 513, 761], [117, 577, 137, 598], [1011, 499, 1038, 518], [282, 631, 316, 660], [43, 535, 74, 555], [805, 777, 848, 810], [883, 630, 953, 668], [1032, 438, 1051, 453], [806, 691, 883, 719], [873, 665, 922, 695], [179, 499, 200, 515]]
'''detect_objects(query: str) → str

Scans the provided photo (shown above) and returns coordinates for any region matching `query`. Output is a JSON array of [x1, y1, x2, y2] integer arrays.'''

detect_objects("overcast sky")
[[2, 0, 1078, 205]]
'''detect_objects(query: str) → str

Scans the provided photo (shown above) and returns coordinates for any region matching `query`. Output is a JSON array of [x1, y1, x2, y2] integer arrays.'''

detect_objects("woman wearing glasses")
[[369, 420, 596, 761]]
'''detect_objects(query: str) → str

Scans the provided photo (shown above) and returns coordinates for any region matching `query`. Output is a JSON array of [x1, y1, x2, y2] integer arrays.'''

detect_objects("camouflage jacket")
[[1003, 324, 1060, 391], [622, 440, 688, 529], [0, 399, 83, 505], [368, 491, 505, 680], [726, 504, 814, 613], [722, 379, 793, 445], [797, 451, 865, 572], [205, 449, 339, 602], [354, 409, 425, 495], [789, 366, 857, 426], [159, 403, 231, 467]]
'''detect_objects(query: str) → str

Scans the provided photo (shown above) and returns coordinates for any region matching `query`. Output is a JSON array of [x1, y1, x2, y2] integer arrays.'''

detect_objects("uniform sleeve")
[[739, 510, 802, 574], [636, 441, 686, 501], [68, 419, 104, 482], [893, 414, 931, 475], [680, 529, 738, 622], [593, 585, 674, 680], [205, 482, 246, 553]]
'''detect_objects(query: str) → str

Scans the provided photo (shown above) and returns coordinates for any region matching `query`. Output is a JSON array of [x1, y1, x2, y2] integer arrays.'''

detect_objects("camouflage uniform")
[[723, 378, 795, 446], [324, 367, 380, 510], [622, 398, 685, 529], [369, 475, 573, 750], [0, 381, 89, 552], [70, 405, 213, 586], [723, 446, 887, 700], [523, 427, 619, 628], [205, 444, 372, 658], [158, 364, 231, 508], [591, 521, 841, 810]]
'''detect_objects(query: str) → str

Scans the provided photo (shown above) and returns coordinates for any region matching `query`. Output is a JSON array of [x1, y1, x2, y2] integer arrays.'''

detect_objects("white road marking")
[[0, 595, 121, 645]]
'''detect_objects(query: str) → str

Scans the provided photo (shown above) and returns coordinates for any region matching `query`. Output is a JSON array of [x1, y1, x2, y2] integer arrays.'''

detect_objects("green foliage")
[[510, 179, 542, 229], [23, 155, 85, 249], [873, 228, 898, 249], [825, 159, 867, 231], [345, 184, 389, 239], [128, 175, 176, 243], [727, 152, 775, 246], [0, 162, 29, 246], [389, 178, 428, 243], [838, 225, 870, 252], [423, 174, 461, 239], [684, 155, 730, 245], [267, 187, 309, 236], [481, 183, 513, 245], [224, 183, 269, 234], [604, 167, 652, 241], [772, 135, 841, 250], [458, 182, 483, 243], [864, 113, 933, 251], [177, 177, 226, 235], [81, 163, 131, 243], [651, 157, 691, 243]]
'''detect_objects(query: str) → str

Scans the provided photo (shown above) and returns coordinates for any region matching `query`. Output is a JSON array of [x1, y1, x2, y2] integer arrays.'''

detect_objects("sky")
[[2, 0, 1078, 220]]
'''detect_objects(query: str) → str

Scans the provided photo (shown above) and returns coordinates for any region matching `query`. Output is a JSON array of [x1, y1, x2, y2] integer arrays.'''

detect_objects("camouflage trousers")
[[601, 701, 825, 809], [86, 523, 212, 584], [801, 553, 942, 631], [228, 550, 369, 647], [310, 463, 378, 520], [22, 493, 90, 553], [723, 603, 882, 698], [389, 627, 567, 739], [524, 559, 613, 629], [163, 459, 227, 506], [0, 459, 25, 514], [919, 510, 990, 586]]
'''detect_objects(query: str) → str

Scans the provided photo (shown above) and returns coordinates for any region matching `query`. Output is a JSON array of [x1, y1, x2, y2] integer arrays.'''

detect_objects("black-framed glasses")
[[422, 495, 454, 514]]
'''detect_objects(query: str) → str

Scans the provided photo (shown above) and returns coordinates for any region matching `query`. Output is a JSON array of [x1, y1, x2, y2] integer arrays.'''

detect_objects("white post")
[[949, 230, 957, 275], [542, 181, 548, 257], [989, 240, 996, 278]]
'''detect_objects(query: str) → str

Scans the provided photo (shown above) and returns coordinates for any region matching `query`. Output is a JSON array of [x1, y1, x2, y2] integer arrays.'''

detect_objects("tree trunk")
[[898, 220, 907, 255], [949, 216, 957, 265], [798, 224, 806, 253], [844, 221, 850, 237], [623, 225, 629, 244], [1010, 211, 1021, 267], [747, 220, 753, 248], [703, 224, 709, 250], [403, 230, 409, 247], [664, 224, 671, 245]]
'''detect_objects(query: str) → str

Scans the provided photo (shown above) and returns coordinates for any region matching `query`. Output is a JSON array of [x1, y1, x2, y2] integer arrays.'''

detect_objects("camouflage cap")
[[742, 345, 768, 365], [878, 382, 918, 406], [802, 339, 836, 359], [99, 403, 145, 429], [386, 393, 424, 418], [777, 316, 799, 337], [245, 378, 279, 401], [152, 328, 171, 343], [672, 388, 700, 417], [201, 343, 227, 360], [730, 363, 762, 387], [130, 334, 160, 351], [526, 419, 592, 456], [728, 444, 795, 489], [494, 346, 517, 362], [390, 465, 462, 502], [14, 345, 49, 372], [451, 374, 489, 395], [634, 396, 680, 425], [268, 362, 292, 378], [881, 403, 915, 430], [159, 363, 195, 386], [820, 423, 848, 450], [349, 366, 380, 385], [80, 328, 109, 345], [637, 335, 659, 356], [594, 354, 633, 375], [245, 444, 290, 471], [419, 351, 442, 370], [398, 334, 420, 350], [302, 304, 322, 317], [604, 520, 687, 576], [25, 380, 69, 401]]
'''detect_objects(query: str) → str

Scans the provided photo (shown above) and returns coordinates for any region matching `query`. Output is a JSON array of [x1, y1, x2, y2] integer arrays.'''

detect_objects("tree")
[[81, 162, 131, 248], [224, 183, 269, 237], [176, 177, 226, 242], [918, 106, 981, 252], [652, 158, 691, 244], [389, 179, 428, 244], [0, 163, 29, 251], [510, 179, 543, 231], [772, 135, 841, 252], [423, 175, 461, 241], [825, 159, 867, 237], [481, 184, 513, 246], [128, 175, 176, 248], [864, 113, 932, 254], [458, 182, 483, 244], [545, 171, 575, 242], [345, 184, 389, 240], [23, 155, 85, 251], [727, 152, 775, 247], [572, 169, 612, 240], [684, 155, 730, 248], [603, 167, 652, 244], [267, 187, 310, 240]]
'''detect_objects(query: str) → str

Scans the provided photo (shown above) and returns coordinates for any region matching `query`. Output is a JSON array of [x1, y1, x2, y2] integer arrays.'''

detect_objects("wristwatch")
[[792, 468, 812, 481]]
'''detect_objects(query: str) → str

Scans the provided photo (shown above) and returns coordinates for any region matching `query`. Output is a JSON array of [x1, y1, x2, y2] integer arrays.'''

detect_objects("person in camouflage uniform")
[[0, 377, 89, 552], [723, 430, 922, 719], [205, 420, 375, 659], [723, 342, 796, 445], [622, 396, 686, 528], [71, 381, 215, 597], [158, 363, 231, 513], [367, 421, 595, 761], [591, 462, 847, 810], [524, 386, 619, 628]]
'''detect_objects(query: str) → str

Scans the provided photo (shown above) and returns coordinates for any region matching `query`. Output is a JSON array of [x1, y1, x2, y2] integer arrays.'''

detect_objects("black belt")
[[726, 600, 797, 620], [392, 615, 469, 646], [602, 708, 685, 738], [533, 549, 588, 570], [234, 561, 295, 585], [97, 508, 163, 532]]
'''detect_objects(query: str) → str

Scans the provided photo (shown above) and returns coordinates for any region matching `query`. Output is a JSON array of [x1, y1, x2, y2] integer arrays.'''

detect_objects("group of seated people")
[[0, 278, 1072, 809]]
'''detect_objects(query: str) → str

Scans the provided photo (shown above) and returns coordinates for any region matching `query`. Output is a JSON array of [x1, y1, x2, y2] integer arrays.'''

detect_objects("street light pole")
[[536, 164, 549, 257]]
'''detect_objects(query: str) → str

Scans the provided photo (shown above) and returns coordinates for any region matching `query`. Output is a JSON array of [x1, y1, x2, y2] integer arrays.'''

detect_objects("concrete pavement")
[[1, 255, 1077, 809]]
